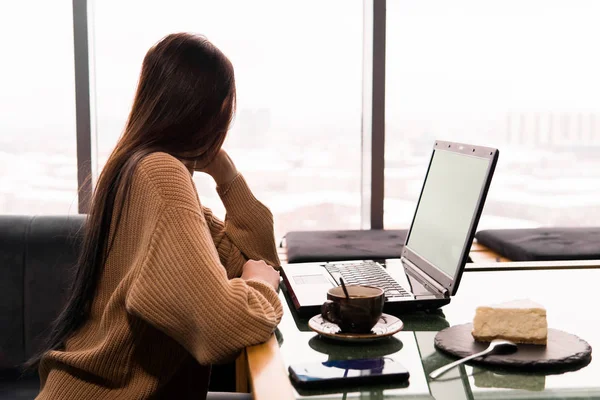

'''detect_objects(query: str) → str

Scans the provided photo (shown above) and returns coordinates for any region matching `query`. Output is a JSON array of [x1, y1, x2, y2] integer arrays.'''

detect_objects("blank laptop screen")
[[405, 149, 490, 278]]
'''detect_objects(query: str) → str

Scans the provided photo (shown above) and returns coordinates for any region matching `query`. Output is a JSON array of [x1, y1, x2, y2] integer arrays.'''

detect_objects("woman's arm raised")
[[199, 150, 280, 278]]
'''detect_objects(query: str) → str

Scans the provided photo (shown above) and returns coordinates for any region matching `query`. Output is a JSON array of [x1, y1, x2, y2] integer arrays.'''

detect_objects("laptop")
[[281, 140, 499, 316]]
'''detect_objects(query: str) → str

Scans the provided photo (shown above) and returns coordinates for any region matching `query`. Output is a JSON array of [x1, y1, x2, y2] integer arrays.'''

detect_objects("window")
[[385, 0, 600, 230], [91, 0, 363, 238], [0, 2, 77, 214]]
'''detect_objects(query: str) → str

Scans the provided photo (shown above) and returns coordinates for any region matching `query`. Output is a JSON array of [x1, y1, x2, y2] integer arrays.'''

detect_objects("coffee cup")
[[321, 285, 385, 334]]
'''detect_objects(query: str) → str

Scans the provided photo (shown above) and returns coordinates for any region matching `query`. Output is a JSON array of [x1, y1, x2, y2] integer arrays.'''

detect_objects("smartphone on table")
[[288, 357, 409, 391]]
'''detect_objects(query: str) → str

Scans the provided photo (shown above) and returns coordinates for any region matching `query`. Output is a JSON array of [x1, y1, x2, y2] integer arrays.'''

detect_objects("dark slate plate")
[[434, 323, 592, 373]]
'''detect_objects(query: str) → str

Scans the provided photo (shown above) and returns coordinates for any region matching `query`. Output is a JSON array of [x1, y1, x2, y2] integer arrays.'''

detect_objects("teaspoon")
[[430, 339, 517, 379]]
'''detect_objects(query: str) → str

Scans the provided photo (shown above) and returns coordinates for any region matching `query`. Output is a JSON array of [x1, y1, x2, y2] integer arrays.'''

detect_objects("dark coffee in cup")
[[321, 285, 385, 334]]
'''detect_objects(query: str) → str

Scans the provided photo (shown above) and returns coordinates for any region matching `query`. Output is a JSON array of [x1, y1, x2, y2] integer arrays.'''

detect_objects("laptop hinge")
[[402, 258, 449, 297]]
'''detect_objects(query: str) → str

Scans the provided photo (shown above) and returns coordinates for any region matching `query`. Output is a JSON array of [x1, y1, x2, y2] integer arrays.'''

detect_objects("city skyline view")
[[1, 0, 599, 239]]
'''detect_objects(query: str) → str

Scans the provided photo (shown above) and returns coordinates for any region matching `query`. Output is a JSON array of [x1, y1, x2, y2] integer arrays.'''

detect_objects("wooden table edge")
[[244, 335, 296, 400]]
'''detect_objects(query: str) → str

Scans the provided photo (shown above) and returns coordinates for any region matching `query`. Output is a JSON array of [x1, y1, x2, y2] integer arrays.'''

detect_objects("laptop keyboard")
[[325, 261, 411, 299]]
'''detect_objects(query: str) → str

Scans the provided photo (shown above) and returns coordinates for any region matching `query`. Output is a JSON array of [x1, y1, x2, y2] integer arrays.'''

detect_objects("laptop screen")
[[405, 148, 491, 279]]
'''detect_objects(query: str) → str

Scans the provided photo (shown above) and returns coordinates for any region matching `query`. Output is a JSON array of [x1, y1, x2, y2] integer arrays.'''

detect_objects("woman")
[[28, 33, 282, 399]]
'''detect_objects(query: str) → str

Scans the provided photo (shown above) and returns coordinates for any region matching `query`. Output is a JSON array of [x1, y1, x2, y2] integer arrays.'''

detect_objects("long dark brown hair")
[[25, 33, 236, 369]]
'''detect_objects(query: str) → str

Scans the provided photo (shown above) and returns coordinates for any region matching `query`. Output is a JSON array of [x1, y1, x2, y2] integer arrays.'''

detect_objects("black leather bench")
[[475, 227, 600, 261], [0, 215, 246, 399], [0, 215, 85, 399]]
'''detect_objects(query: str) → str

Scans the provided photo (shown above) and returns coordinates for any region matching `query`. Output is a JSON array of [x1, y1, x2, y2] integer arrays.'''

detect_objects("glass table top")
[[276, 268, 600, 399]]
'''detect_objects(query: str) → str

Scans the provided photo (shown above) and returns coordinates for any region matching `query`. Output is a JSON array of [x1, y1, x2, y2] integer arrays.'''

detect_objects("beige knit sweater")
[[37, 152, 283, 399]]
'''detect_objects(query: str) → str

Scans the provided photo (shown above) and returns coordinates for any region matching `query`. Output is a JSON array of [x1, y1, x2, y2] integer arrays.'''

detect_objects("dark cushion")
[[0, 214, 238, 396], [284, 229, 408, 263], [0, 217, 32, 370], [23, 216, 85, 359], [0, 374, 39, 400], [207, 393, 252, 400], [0, 383, 246, 400], [0, 377, 249, 400], [475, 228, 600, 262]]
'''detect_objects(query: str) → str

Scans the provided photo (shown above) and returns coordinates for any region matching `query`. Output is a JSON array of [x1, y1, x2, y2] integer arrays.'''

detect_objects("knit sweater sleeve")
[[125, 153, 283, 365], [125, 205, 283, 365], [202, 174, 280, 279]]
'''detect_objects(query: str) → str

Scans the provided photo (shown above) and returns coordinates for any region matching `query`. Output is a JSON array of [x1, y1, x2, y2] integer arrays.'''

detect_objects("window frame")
[[72, 0, 387, 229]]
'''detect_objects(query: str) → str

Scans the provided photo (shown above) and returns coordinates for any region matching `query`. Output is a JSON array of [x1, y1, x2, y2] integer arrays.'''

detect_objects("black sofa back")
[[0, 215, 237, 396], [0, 215, 85, 372]]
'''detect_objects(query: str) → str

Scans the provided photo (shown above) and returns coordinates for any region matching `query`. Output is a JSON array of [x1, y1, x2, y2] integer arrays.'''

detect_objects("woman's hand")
[[197, 149, 238, 187], [241, 260, 280, 292]]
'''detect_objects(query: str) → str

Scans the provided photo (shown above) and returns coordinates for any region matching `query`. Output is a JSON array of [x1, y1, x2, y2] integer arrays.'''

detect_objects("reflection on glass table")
[[279, 330, 432, 399], [465, 364, 600, 400], [415, 329, 600, 400], [289, 357, 410, 397], [308, 335, 404, 361], [273, 269, 600, 400]]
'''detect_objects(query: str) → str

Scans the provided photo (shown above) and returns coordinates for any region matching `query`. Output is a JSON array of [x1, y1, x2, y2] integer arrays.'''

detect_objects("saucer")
[[308, 313, 404, 342]]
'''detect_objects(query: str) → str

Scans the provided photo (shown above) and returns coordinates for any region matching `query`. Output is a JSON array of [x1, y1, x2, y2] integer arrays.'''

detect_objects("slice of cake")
[[472, 299, 547, 345]]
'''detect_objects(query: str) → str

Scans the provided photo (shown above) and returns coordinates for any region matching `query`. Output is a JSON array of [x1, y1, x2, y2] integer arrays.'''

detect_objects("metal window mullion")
[[73, 0, 93, 214], [361, 0, 386, 230]]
